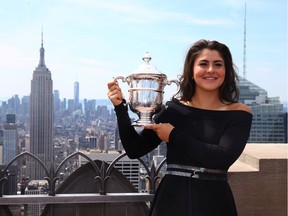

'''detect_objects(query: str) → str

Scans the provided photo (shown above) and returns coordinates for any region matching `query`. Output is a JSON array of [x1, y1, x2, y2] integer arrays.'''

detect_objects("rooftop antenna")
[[38, 25, 46, 67], [243, 3, 247, 78], [41, 25, 44, 48]]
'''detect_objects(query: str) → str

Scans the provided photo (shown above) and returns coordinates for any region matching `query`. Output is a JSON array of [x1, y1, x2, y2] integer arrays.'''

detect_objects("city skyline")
[[0, 0, 287, 102]]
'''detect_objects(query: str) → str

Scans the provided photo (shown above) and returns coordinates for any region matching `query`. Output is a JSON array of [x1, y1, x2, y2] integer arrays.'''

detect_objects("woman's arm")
[[108, 80, 162, 158], [115, 101, 162, 159]]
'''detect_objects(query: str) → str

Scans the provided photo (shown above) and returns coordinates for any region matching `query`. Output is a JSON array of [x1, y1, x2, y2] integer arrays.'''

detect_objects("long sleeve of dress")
[[168, 112, 252, 169], [114, 100, 162, 159]]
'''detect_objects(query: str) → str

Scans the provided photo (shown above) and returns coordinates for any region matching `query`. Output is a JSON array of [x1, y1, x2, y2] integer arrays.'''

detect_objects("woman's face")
[[193, 49, 225, 93]]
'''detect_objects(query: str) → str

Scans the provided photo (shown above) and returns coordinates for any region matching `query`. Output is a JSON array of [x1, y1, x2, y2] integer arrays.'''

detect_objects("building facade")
[[238, 76, 287, 143]]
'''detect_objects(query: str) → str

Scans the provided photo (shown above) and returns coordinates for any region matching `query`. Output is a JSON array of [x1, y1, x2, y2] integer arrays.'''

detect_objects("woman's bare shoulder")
[[228, 103, 252, 114]]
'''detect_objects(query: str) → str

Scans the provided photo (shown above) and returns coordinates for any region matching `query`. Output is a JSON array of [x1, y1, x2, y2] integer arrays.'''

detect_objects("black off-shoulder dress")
[[114, 98, 252, 216]]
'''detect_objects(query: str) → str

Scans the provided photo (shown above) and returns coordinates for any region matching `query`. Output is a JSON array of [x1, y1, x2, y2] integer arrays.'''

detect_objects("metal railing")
[[0, 193, 154, 205], [0, 193, 154, 216], [0, 151, 166, 215]]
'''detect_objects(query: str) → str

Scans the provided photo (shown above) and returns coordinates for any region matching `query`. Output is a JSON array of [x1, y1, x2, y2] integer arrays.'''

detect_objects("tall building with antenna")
[[238, 3, 287, 143], [29, 32, 54, 179]]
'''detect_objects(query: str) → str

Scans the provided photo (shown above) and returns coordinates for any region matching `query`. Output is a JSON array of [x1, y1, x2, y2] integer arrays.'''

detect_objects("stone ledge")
[[228, 143, 287, 216], [229, 143, 287, 172]]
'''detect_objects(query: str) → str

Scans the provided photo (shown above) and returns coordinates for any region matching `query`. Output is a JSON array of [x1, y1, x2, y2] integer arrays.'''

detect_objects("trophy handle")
[[166, 79, 180, 98], [114, 76, 129, 84]]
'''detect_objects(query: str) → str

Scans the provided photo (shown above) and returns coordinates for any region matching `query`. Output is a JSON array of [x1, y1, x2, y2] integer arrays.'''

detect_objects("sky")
[[0, 0, 287, 103]]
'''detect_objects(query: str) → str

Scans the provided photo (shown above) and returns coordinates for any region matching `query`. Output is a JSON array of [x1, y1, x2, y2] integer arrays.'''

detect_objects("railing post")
[[45, 162, 59, 196], [0, 170, 7, 197], [95, 161, 111, 195]]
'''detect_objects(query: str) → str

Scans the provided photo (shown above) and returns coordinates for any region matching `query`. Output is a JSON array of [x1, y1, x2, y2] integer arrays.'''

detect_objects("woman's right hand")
[[107, 81, 124, 106]]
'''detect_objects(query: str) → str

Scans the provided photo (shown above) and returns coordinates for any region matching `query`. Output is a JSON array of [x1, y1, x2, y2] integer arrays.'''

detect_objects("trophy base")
[[131, 109, 154, 127], [132, 120, 154, 127]]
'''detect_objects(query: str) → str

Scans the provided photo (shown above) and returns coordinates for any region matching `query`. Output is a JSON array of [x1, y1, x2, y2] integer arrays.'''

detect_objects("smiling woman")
[[107, 39, 252, 216]]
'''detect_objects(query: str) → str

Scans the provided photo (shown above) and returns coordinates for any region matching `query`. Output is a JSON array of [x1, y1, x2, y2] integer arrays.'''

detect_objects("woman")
[[107, 39, 252, 216]]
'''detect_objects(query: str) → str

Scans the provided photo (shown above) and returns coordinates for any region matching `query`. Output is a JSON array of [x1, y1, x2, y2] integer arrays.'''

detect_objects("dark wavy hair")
[[177, 39, 239, 103]]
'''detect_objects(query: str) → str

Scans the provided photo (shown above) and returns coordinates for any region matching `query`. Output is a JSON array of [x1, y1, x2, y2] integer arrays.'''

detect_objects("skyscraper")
[[74, 81, 79, 111], [53, 90, 61, 113], [238, 76, 287, 143], [3, 114, 18, 165], [29, 33, 54, 179], [238, 4, 287, 143]]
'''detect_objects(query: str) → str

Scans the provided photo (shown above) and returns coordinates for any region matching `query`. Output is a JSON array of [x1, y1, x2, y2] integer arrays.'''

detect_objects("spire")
[[41, 27, 44, 48], [38, 27, 46, 67]]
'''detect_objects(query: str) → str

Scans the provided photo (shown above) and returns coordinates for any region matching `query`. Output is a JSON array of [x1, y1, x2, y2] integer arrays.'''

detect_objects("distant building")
[[21, 96, 30, 115], [67, 99, 74, 113], [3, 114, 18, 164], [86, 135, 97, 149], [96, 105, 110, 120], [54, 90, 61, 113], [84, 99, 96, 122], [74, 81, 80, 111], [98, 132, 109, 150], [114, 126, 123, 151], [238, 76, 287, 143], [0, 165, 18, 195], [61, 98, 67, 111], [7, 95, 20, 114], [28, 34, 54, 179]]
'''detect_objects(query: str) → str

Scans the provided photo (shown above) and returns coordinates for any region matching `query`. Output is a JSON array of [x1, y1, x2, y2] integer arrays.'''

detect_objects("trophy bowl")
[[114, 52, 179, 126]]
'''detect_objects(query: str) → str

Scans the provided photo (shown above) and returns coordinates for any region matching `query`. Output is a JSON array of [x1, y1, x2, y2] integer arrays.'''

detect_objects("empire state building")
[[29, 34, 54, 180]]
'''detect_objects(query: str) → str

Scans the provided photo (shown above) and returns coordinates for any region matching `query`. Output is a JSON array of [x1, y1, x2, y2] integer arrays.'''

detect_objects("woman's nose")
[[207, 65, 214, 72]]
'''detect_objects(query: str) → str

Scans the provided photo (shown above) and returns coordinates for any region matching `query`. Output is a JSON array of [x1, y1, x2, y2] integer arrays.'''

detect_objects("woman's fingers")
[[107, 81, 123, 106], [144, 123, 173, 143], [107, 81, 116, 89], [144, 123, 163, 133], [144, 124, 158, 131]]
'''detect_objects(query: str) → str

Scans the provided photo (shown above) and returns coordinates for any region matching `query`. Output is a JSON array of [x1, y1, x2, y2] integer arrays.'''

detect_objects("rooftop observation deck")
[[0, 144, 287, 216]]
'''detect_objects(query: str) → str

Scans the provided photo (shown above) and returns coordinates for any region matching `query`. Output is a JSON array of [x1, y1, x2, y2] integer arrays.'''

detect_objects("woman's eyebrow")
[[198, 59, 224, 63], [198, 59, 208, 62], [214, 59, 224, 62]]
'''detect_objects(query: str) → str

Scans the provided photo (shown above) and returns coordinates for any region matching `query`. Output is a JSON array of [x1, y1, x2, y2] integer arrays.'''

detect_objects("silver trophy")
[[114, 52, 179, 126]]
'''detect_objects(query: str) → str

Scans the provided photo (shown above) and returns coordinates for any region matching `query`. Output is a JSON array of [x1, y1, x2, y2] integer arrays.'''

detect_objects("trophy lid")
[[133, 52, 163, 74]]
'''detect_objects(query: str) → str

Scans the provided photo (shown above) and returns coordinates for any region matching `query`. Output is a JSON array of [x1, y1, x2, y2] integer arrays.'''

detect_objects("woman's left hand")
[[144, 123, 174, 143]]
